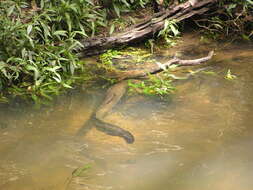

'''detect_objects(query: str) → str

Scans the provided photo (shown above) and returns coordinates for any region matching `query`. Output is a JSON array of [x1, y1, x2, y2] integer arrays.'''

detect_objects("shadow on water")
[[1, 33, 253, 190]]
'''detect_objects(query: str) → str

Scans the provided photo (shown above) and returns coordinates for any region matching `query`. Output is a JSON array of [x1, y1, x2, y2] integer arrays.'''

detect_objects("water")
[[0, 34, 253, 190]]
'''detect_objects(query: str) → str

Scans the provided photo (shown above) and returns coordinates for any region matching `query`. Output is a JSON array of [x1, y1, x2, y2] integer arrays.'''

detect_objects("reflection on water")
[[1, 34, 253, 190]]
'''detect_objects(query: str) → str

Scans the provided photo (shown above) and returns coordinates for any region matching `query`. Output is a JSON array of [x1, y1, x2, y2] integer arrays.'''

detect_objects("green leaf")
[[65, 13, 72, 32], [242, 34, 250, 41], [52, 75, 61, 83], [246, 0, 253, 5], [0, 62, 5, 70], [21, 48, 27, 58], [113, 4, 120, 18], [85, 0, 94, 5], [40, 0, 45, 9], [121, 0, 130, 7], [69, 62, 75, 75], [26, 65, 40, 81], [7, 5, 15, 16], [90, 21, 95, 37], [72, 164, 92, 177], [227, 3, 236, 11], [40, 90, 53, 100], [40, 21, 51, 41], [109, 24, 115, 35], [62, 83, 72, 88], [96, 20, 107, 27], [73, 31, 87, 38], [27, 25, 33, 35], [45, 66, 61, 73], [25, 34, 35, 48], [69, 4, 78, 13], [53, 30, 67, 37], [164, 20, 169, 30], [0, 68, 10, 79], [170, 24, 179, 36], [225, 69, 237, 80]]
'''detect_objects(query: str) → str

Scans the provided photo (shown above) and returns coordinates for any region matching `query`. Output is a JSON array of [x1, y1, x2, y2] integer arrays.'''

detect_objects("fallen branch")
[[118, 50, 214, 80], [77, 0, 217, 57]]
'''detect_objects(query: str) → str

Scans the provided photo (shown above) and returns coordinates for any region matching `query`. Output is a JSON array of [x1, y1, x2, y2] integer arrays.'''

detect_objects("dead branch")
[[77, 0, 217, 57], [117, 51, 214, 80]]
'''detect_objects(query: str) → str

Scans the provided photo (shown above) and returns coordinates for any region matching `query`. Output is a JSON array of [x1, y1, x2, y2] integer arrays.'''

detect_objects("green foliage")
[[202, 70, 217, 76], [199, 0, 253, 40], [1, 0, 154, 104], [99, 50, 122, 66], [0, 94, 8, 103], [72, 163, 92, 177], [0, 0, 251, 104], [0, 0, 107, 104], [99, 48, 153, 68], [110, 0, 150, 17], [41, 0, 107, 36], [128, 74, 175, 97], [109, 17, 135, 34], [225, 69, 237, 80], [99, 49, 123, 72], [158, 19, 180, 46], [0, 0, 151, 104]]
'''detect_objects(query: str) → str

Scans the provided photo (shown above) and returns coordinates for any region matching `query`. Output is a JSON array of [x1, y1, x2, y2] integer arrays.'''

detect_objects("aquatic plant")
[[99, 50, 123, 68], [128, 74, 175, 97], [225, 69, 237, 80], [72, 163, 92, 177]]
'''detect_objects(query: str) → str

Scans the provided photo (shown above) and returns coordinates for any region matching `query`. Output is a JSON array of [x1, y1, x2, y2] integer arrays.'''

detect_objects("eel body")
[[93, 80, 135, 144]]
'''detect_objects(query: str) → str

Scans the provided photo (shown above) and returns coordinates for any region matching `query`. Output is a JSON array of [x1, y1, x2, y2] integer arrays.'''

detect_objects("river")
[[0, 34, 253, 190]]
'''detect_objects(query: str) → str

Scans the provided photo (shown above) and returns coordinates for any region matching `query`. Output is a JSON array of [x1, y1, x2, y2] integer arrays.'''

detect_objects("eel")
[[93, 80, 135, 144], [78, 51, 214, 144], [92, 116, 134, 144]]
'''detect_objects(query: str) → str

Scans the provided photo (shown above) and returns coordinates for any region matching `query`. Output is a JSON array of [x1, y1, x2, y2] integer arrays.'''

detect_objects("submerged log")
[[77, 0, 217, 57]]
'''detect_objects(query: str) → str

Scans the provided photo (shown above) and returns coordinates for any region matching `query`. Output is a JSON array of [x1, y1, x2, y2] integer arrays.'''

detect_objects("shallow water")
[[1, 34, 253, 190]]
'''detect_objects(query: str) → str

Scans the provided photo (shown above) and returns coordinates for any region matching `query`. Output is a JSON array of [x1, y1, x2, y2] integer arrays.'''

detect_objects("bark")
[[77, 0, 217, 57]]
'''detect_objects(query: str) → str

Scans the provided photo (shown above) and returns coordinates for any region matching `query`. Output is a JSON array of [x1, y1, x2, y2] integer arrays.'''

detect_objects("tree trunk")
[[77, 0, 217, 57]]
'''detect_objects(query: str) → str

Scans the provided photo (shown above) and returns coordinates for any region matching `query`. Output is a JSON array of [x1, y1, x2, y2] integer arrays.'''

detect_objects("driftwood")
[[78, 51, 214, 143], [117, 50, 214, 80], [77, 0, 217, 57]]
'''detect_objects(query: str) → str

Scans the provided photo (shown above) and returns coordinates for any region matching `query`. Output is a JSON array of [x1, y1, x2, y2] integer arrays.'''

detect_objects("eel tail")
[[93, 117, 135, 144]]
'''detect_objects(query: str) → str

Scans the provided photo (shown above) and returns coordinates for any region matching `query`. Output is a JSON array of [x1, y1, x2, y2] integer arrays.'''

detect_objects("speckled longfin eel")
[[76, 80, 134, 143], [94, 80, 134, 144]]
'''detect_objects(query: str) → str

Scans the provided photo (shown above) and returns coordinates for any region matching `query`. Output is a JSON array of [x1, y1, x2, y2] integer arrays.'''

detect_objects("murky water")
[[1, 34, 253, 190]]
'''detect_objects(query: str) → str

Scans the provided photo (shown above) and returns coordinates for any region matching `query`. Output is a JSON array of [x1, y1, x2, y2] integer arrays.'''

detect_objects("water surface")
[[1, 34, 253, 190]]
